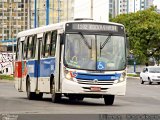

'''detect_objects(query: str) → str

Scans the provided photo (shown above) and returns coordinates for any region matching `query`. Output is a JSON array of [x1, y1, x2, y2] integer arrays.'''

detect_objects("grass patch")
[[0, 75, 14, 80], [127, 73, 140, 77]]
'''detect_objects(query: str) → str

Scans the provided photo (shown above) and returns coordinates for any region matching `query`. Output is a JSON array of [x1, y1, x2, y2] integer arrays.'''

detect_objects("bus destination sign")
[[66, 23, 124, 34], [72, 23, 118, 32]]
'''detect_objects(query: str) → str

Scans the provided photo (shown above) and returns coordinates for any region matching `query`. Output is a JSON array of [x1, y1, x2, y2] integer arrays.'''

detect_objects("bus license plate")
[[90, 87, 101, 92]]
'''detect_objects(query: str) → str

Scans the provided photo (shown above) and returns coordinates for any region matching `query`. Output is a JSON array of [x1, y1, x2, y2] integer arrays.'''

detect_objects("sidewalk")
[[0, 79, 14, 83], [127, 72, 140, 79]]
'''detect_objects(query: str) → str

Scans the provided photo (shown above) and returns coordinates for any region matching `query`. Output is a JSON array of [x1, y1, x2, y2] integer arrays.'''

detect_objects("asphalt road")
[[0, 78, 160, 114]]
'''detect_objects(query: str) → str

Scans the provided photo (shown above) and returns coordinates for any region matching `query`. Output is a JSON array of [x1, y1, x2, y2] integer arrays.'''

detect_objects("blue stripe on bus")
[[75, 73, 121, 81], [26, 58, 55, 78], [39, 58, 55, 77], [26, 60, 38, 77], [26, 58, 120, 81]]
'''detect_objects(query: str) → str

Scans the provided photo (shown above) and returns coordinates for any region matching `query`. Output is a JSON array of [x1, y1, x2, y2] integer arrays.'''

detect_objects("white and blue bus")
[[15, 19, 128, 105]]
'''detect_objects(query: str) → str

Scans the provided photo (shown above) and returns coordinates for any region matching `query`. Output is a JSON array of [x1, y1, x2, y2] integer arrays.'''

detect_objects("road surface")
[[0, 78, 160, 114]]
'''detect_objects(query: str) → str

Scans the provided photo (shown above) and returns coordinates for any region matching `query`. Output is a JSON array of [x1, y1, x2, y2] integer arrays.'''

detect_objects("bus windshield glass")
[[64, 33, 126, 71]]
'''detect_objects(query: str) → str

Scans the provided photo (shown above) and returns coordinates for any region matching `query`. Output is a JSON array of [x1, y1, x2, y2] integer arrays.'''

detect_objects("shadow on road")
[[54, 98, 105, 106], [20, 97, 119, 106], [142, 83, 160, 86]]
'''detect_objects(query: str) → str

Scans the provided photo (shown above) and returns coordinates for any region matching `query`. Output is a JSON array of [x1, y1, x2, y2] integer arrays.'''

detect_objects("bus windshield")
[[64, 33, 126, 71]]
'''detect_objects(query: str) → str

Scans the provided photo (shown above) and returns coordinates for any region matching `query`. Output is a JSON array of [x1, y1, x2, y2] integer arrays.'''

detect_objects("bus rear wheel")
[[26, 78, 36, 100], [51, 84, 61, 103], [104, 95, 115, 105]]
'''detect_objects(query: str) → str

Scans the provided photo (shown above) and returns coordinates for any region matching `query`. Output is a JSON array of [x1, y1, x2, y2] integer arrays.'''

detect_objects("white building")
[[128, 0, 153, 13], [0, 52, 15, 75], [109, 0, 154, 18], [74, 0, 109, 22]]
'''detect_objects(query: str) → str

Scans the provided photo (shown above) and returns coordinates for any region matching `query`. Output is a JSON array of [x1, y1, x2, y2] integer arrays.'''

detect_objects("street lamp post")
[[91, 0, 93, 19]]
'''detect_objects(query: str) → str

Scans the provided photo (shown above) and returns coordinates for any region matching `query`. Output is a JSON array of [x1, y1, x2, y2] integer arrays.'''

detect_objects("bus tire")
[[51, 80, 61, 103], [52, 93, 61, 103], [104, 95, 115, 105], [69, 96, 76, 101], [77, 96, 84, 101], [36, 93, 43, 100], [26, 78, 36, 100]]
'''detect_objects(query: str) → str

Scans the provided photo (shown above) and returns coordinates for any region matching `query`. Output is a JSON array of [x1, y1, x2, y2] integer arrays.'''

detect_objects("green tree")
[[111, 7, 160, 65]]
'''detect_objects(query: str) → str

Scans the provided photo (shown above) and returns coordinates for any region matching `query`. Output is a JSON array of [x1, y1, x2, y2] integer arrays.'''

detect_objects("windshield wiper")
[[79, 32, 92, 49], [100, 34, 112, 49]]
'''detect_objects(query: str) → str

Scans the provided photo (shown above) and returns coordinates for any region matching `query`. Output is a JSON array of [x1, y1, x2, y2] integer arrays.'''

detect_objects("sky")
[[74, 0, 160, 22], [74, 0, 109, 22], [153, 0, 160, 9]]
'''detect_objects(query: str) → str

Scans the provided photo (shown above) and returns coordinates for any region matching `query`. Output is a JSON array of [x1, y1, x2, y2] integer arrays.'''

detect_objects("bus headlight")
[[64, 69, 77, 82], [118, 72, 126, 83], [65, 72, 72, 80]]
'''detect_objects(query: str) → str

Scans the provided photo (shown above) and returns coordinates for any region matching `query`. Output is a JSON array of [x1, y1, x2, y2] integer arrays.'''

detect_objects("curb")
[[127, 76, 139, 79]]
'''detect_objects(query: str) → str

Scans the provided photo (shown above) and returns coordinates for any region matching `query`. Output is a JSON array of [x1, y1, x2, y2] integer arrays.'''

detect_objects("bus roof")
[[17, 20, 125, 38], [17, 22, 65, 38]]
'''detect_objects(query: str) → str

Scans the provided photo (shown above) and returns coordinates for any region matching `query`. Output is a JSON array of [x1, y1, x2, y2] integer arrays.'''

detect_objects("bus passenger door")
[[15, 37, 25, 92], [35, 33, 43, 93], [54, 32, 63, 93], [14, 38, 21, 91]]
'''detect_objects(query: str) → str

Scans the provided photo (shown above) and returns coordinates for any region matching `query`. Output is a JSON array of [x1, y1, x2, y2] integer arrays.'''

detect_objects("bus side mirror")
[[126, 34, 130, 58], [60, 34, 65, 45], [126, 37, 130, 49]]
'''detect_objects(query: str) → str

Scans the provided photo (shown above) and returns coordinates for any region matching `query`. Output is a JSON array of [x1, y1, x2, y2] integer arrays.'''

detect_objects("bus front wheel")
[[104, 95, 115, 105]]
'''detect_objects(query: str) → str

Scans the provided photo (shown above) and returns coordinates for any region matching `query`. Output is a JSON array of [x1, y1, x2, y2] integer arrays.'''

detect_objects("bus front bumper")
[[62, 79, 126, 96]]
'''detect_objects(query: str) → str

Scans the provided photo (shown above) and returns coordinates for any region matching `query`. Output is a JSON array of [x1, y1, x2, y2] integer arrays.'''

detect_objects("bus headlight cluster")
[[118, 72, 126, 83]]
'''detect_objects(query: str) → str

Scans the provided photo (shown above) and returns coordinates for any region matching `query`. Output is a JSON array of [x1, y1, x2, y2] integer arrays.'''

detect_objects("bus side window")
[[43, 32, 51, 57], [50, 31, 57, 56], [32, 35, 37, 58], [27, 35, 36, 59], [23, 37, 28, 59], [16, 38, 20, 60]]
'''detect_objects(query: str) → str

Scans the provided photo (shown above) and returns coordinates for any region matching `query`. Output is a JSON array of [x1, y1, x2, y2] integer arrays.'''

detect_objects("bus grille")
[[77, 79, 115, 85]]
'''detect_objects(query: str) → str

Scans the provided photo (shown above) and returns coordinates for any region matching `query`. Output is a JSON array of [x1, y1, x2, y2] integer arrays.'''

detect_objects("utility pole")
[[28, 0, 31, 29], [34, 0, 37, 28], [58, 0, 60, 23], [2, 2, 4, 42], [67, 0, 69, 21], [46, 0, 49, 25], [91, 0, 93, 19], [134, 0, 135, 13]]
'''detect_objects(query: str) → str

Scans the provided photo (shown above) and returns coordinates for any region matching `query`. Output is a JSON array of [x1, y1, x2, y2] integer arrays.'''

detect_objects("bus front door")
[[17, 39, 25, 92]]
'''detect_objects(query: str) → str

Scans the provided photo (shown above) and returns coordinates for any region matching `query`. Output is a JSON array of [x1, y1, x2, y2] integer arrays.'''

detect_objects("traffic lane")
[[0, 82, 106, 114], [0, 79, 160, 114], [121, 78, 160, 114], [126, 77, 160, 99]]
